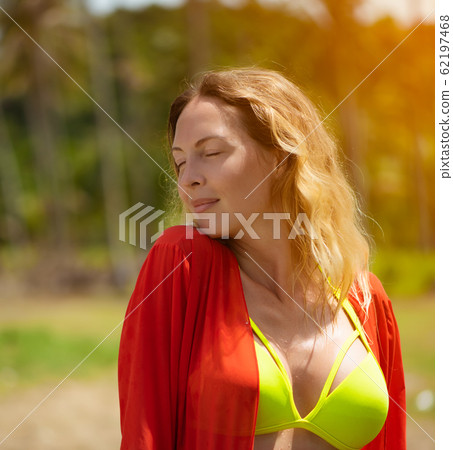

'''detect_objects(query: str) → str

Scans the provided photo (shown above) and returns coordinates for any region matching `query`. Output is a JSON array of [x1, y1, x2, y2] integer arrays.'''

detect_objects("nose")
[[177, 159, 206, 192]]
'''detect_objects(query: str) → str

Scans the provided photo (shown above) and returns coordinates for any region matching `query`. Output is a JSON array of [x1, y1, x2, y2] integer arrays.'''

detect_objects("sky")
[[87, 0, 435, 26]]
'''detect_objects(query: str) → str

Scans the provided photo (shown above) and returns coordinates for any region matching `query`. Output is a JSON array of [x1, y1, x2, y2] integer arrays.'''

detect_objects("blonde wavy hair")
[[166, 68, 372, 314]]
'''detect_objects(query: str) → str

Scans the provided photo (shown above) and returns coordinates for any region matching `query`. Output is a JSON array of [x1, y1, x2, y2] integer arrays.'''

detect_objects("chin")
[[193, 221, 228, 239]]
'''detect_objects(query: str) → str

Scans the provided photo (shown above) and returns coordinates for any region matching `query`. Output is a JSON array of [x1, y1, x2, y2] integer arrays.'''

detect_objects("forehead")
[[173, 96, 242, 146]]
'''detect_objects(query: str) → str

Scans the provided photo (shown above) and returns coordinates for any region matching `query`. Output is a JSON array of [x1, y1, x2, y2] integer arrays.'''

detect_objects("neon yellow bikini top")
[[251, 299, 389, 450]]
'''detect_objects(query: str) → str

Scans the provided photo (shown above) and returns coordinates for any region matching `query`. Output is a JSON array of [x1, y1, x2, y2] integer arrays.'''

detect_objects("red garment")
[[118, 225, 406, 449], [348, 274, 406, 449]]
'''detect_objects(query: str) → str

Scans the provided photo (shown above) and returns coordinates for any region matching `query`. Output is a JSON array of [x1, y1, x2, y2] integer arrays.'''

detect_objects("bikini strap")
[[342, 299, 372, 353], [249, 317, 289, 379], [320, 329, 360, 399]]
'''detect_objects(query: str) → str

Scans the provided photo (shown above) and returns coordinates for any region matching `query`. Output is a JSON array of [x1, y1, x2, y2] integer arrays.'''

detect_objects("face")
[[172, 96, 278, 238]]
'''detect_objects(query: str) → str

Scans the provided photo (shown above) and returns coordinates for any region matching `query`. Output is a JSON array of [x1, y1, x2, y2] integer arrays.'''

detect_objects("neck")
[[226, 219, 297, 301]]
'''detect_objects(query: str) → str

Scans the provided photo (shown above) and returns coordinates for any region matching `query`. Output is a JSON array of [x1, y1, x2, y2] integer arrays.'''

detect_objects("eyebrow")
[[171, 135, 230, 153]]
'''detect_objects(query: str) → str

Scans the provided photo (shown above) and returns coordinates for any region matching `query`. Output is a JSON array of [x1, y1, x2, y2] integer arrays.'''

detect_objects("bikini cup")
[[251, 299, 389, 450]]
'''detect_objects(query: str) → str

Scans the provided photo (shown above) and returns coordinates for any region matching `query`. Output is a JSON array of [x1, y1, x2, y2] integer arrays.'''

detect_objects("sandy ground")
[[0, 375, 121, 450]]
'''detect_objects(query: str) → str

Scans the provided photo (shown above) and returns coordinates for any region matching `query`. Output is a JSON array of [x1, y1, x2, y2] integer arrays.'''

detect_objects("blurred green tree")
[[0, 0, 434, 291]]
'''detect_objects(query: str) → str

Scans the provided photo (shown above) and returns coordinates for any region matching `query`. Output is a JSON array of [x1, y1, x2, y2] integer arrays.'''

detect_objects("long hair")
[[166, 68, 372, 314]]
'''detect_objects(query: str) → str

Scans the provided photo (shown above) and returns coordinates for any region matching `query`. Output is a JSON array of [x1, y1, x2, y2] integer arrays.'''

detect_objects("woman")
[[118, 68, 406, 450]]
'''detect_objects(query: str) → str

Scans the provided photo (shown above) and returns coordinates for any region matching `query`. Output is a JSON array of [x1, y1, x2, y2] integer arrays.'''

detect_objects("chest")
[[241, 276, 368, 418]]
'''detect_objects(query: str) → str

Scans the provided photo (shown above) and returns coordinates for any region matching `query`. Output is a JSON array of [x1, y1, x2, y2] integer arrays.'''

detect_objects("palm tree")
[[0, 104, 29, 246], [75, 1, 133, 285], [186, 0, 212, 76], [0, 0, 81, 247]]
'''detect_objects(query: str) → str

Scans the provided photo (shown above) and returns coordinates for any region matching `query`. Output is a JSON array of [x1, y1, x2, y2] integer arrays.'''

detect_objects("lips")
[[191, 198, 219, 213]]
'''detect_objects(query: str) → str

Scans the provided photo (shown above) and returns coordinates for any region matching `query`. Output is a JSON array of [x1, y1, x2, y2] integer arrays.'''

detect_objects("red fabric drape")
[[348, 274, 406, 450], [118, 226, 406, 449], [118, 225, 259, 449]]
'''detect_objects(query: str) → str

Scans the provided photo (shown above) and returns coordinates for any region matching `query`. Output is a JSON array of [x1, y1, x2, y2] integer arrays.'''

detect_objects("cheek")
[[220, 170, 272, 212], [220, 162, 252, 192], [177, 186, 191, 208]]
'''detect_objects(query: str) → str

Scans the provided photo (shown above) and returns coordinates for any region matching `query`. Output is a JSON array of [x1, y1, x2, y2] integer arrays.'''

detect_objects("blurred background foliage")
[[0, 1, 435, 448], [0, 0, 434, 297]]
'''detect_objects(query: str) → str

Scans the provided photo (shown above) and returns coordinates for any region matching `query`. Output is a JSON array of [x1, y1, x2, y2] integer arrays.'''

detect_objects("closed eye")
[[175, 161, 185, 173], [175, 152, 220, 174]]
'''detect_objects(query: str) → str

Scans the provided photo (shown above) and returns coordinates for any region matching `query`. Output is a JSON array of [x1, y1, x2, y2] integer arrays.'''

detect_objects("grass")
[[0, 296, 125, 396], [393, 296, 435, 379], [0, 327, 119, 387], [392, 294, 435, 429]]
